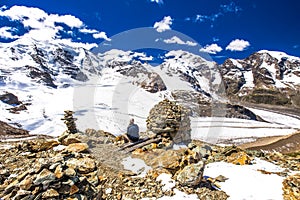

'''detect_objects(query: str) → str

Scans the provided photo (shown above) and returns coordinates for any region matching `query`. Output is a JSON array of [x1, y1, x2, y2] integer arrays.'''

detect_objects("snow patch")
[[204, 158, 285, 200]]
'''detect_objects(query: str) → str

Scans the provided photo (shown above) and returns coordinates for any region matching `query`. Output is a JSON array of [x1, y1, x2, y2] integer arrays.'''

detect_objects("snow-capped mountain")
[[0, 39, 220, 136], [221, 50, 300, 106], [1, 38, 300, 142]]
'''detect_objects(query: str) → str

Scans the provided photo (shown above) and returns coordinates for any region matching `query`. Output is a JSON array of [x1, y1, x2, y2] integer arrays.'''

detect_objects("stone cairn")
[[146, 99, 191, 145], [61, 110, 78, 134]]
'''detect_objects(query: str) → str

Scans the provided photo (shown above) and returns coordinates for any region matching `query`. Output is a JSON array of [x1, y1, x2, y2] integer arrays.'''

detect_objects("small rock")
[[66, 143, 89, 153], [33, 169, 56, 186], [70, 184, 79, 195], [215, 175, 228, 182], [19, 175, 34, 190], [226, 151, 252, 165], [30, 139, 59, 152], [65, 167, 76, 177], [150, 150, 181, 173], [105, 188, 112, 194], [62, 136, 82, 146], [85, 170, 99, 186], [42, 188, 59, 198], [14, 189, 32, 199], [66, 157, 96, 173], [54, 164, 64, 179], [4, 179, 19, 194], [176, 161, 205, 186]]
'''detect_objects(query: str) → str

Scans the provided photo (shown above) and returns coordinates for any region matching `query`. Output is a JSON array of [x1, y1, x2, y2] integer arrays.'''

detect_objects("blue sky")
[[0, 0, 300, 63]]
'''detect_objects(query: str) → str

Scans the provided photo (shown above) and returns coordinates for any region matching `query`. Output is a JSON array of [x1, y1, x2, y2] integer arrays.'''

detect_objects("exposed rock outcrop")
[[220, 51, 300, 107], [0, 121, 29, 137]]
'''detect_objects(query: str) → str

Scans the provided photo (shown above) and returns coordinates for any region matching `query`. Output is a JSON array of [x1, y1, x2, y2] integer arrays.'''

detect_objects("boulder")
[[66, 157, 96, 173], [0, 92, 21, 105], [176, 161, 205, 186], [66, 143, 89, 153], [33, 169, 56, 186]]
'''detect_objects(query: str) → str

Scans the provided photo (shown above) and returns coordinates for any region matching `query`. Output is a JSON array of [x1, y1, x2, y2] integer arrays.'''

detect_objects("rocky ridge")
[[221, 51, 300, 107], [1, 124, 300, 199]]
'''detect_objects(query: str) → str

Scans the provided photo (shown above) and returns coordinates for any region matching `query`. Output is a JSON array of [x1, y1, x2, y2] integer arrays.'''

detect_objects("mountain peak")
[[257, 50, 300, 62]]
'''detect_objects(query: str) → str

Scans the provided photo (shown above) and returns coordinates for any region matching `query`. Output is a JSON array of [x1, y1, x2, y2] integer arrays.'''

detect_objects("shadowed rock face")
[[114, 60, 167, 93], [220, 51, 300, 107], [0, 121, 29, 136], [0, 92, 21, 105], [171, 90, 264, 121]]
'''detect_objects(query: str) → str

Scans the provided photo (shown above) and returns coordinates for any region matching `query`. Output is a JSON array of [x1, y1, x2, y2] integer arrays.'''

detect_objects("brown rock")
[[226, 151, 252, 165], [33, 168, 56, 185], [62, 136, 82, 145], [30, 139, 59, 152], [70, 185, 80, 195], [14, 189, 32, 199], [42, 188, 59, 198], [65, 167, 76, 177], [66, 143, 89, 153], [54, 164, 64, 179], [66, 157, 96, 173], [176, 161, 205, 186], [19, 175, 34, 190], [150, 150, 181, 173]]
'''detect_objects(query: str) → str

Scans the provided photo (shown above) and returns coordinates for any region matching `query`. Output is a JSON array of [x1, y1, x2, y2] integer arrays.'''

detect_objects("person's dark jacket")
[[127, 124, 139, 141]]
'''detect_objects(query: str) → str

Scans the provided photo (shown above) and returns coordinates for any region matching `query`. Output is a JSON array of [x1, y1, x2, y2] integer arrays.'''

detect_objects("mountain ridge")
[[0, 38, 300, 138]]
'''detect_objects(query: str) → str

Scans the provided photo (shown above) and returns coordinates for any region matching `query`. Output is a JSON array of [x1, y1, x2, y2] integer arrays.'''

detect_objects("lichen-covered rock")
[[66, 142, 89, 153], [175, 161, 205, 186], [33, 169, 56, 186], [283, 173, 300, 200], [226, 151, 253, 165], [66, 157, 96, 173], [42, 188, 59, 198], [196, 187, 229, 200], [149, 149, 182, 174], [146, 99, 191, 144]]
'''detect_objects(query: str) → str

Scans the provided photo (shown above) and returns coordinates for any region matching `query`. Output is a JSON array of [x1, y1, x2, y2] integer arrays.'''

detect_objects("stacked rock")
[[146, 99, 191, 145], [61, 110, 78, 134]]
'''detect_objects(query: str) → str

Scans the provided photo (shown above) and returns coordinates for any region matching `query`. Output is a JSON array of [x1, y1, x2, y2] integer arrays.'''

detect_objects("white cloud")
[[0, 27, 19, 39], [0, 5, 110, 45], [186, 2, 242, 27], [153, 16, 173, 32], [132, 52, 153, 61], [226, 39, 250, 51], [186, 41, 198, 46], [79, 28, 98, 34], [48, 14, 83, 28], [92, 32, 111, 41], [57, 39, 98, 50], [0, 6, 82, 29], [22, 27, 60, 41], [200, 43, 223, 54], [163, 36, 197, 46], [150, 0, 164, 5]]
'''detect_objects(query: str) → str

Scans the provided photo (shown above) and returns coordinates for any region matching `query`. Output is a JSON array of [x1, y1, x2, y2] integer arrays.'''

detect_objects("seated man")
[[123, 118, 140, 142]]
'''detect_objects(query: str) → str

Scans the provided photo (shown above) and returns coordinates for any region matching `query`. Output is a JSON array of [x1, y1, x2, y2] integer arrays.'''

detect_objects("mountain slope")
[[0, 38, 299, 144], [221, 50, 300, 106]]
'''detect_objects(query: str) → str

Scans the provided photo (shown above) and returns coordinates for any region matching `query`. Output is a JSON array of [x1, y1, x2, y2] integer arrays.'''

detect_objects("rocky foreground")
[[0, 127, 299, 200]]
